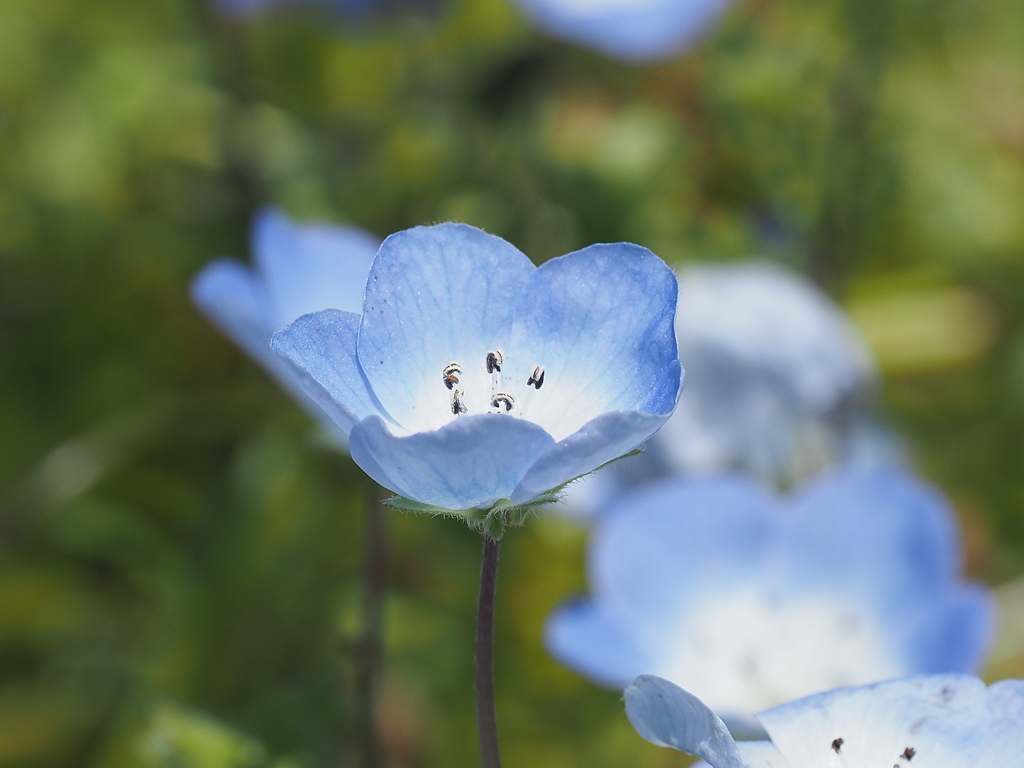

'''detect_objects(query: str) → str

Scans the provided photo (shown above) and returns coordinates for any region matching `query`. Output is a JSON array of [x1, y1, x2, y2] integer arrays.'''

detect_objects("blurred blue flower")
[[662, 263, 883, 483], [511, 0, 733, 62], [191, 208, 380, 439], [270, 223, 681, 515], [546, 468, 993, 729], [625, 673, 1024, 768], [562, 263, 891, 518]]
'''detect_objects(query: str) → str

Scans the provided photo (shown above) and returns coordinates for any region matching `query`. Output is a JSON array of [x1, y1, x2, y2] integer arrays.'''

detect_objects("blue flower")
[[270, 222, 681, 517], [562, 263, 891, 518], [511, 0, 733, 62], [662, 263, 884, 483], [625, 673, 1024, 768], [546, 468, 993, 729], [191, 208, 380, 439]]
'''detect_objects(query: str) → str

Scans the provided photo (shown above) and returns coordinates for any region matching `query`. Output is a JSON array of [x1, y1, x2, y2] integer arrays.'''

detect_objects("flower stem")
[[354, 494, 387, 768], [475, 533, 503, 768]]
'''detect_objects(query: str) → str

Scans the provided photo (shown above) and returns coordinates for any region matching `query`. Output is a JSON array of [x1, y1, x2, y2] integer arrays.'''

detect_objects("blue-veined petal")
[[509, 406, 680, 504], [357, 224, 536, 434], [504, 242, 679, 443], [625, 676, 746, 768], [757, 675, 988, 768], [253, 208, 380, 330], [348, 413, 556, 510], [544, 601, 655, 689], [271, 309, 390, 435]]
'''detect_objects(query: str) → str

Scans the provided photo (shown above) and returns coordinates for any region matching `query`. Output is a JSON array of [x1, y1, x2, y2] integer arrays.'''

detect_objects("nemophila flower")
[[511, 0, 733, 62], [625, 673, 1024, 768], [270, 223, 681, 527], [191, 209, 380, 439], [546, 468, 993, 730], [659, 262, 883, 485], [561, 262, 889, 518]]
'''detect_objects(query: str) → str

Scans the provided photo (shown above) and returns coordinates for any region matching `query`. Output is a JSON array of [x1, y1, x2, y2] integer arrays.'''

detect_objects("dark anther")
[[486, 350, 504, 374], [832, 738, 844, 753], [491, 392, 514, 412], [527, 365, 545, 389], [451, 389, 467, 415], [443, 362, 462, 390], [902, 747, 916, 761]]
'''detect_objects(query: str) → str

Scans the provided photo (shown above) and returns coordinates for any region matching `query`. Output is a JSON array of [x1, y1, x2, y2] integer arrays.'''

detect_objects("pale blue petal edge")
[[506, 242, 680, 442], [587, 474, 775, 643], [509, 394, 680, 505], [625, 675, 745, 768], [779, 467, 961, 617], [357, 223, 536, 433], [973, 679, 1024, 764], [544, 601, 656, 689], [252, 208, 380, 329], [191, 258, 274, 360], [348, 413, 556, 509], [757, 674, 988, 766], [900, 584, 996, 675], [513, 0, 733, 62], [270, 309, 389, 435]]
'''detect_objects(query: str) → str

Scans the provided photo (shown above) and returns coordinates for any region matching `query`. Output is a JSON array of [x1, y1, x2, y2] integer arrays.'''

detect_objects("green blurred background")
[[1, 0, 1024, 765]]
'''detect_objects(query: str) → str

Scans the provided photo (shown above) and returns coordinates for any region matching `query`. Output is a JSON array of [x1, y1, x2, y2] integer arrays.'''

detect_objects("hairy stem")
[[475, 534, 503, 768]]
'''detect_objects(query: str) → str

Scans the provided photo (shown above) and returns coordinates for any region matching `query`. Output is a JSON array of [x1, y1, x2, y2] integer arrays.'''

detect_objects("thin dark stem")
[[353, 494, 388, 768], [475, 534, 503, 768]]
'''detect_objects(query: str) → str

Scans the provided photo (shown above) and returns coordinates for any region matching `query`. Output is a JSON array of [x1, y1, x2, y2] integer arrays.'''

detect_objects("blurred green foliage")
[[1, 0, 1023, 765]]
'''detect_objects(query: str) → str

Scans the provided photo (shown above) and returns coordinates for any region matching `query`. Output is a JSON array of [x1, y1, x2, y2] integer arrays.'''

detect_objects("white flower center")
[[657, 590, 903, 714], [441, 350, 545, 420]]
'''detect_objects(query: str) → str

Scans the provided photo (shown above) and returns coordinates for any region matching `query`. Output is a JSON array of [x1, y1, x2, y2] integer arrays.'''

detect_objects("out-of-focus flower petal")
[[512, 0, 733, 62]]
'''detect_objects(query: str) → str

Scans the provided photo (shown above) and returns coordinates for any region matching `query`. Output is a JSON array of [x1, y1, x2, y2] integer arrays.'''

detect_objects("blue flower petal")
[[191, 258, 274, 361], [348, 413, 556, 509], [544, 601, 655, 689], [975, 680, 1024, 763], [504, 242, 679, 443], [584, 475, 775, 645], [757, 675, 988, 766], [509, 406, 680, 503], [625, 676, 746, 768], [899, 584, 995, 674], [778, 468, 960, 620], [271, 309, 389, 435], [513, 0, 732, 62], [733, 742, 790, 768], [253, 208, 380, 330], [357, 224, 536, 434]]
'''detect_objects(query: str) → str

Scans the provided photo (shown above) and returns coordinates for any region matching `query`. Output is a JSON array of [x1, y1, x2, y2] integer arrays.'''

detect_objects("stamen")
[[831, 738, 844, 754], [451, 389, 468, 415], [486, 349, 504, 374], [526, 365, 545, 389], [491, 391, 514, 412], [442, 362, 463, 390], [901, 747, 916, 761]]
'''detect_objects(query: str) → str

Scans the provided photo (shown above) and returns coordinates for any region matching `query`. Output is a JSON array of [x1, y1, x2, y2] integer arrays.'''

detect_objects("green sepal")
[[382, 493, 562, 539], [381, 446, 646, 538]]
